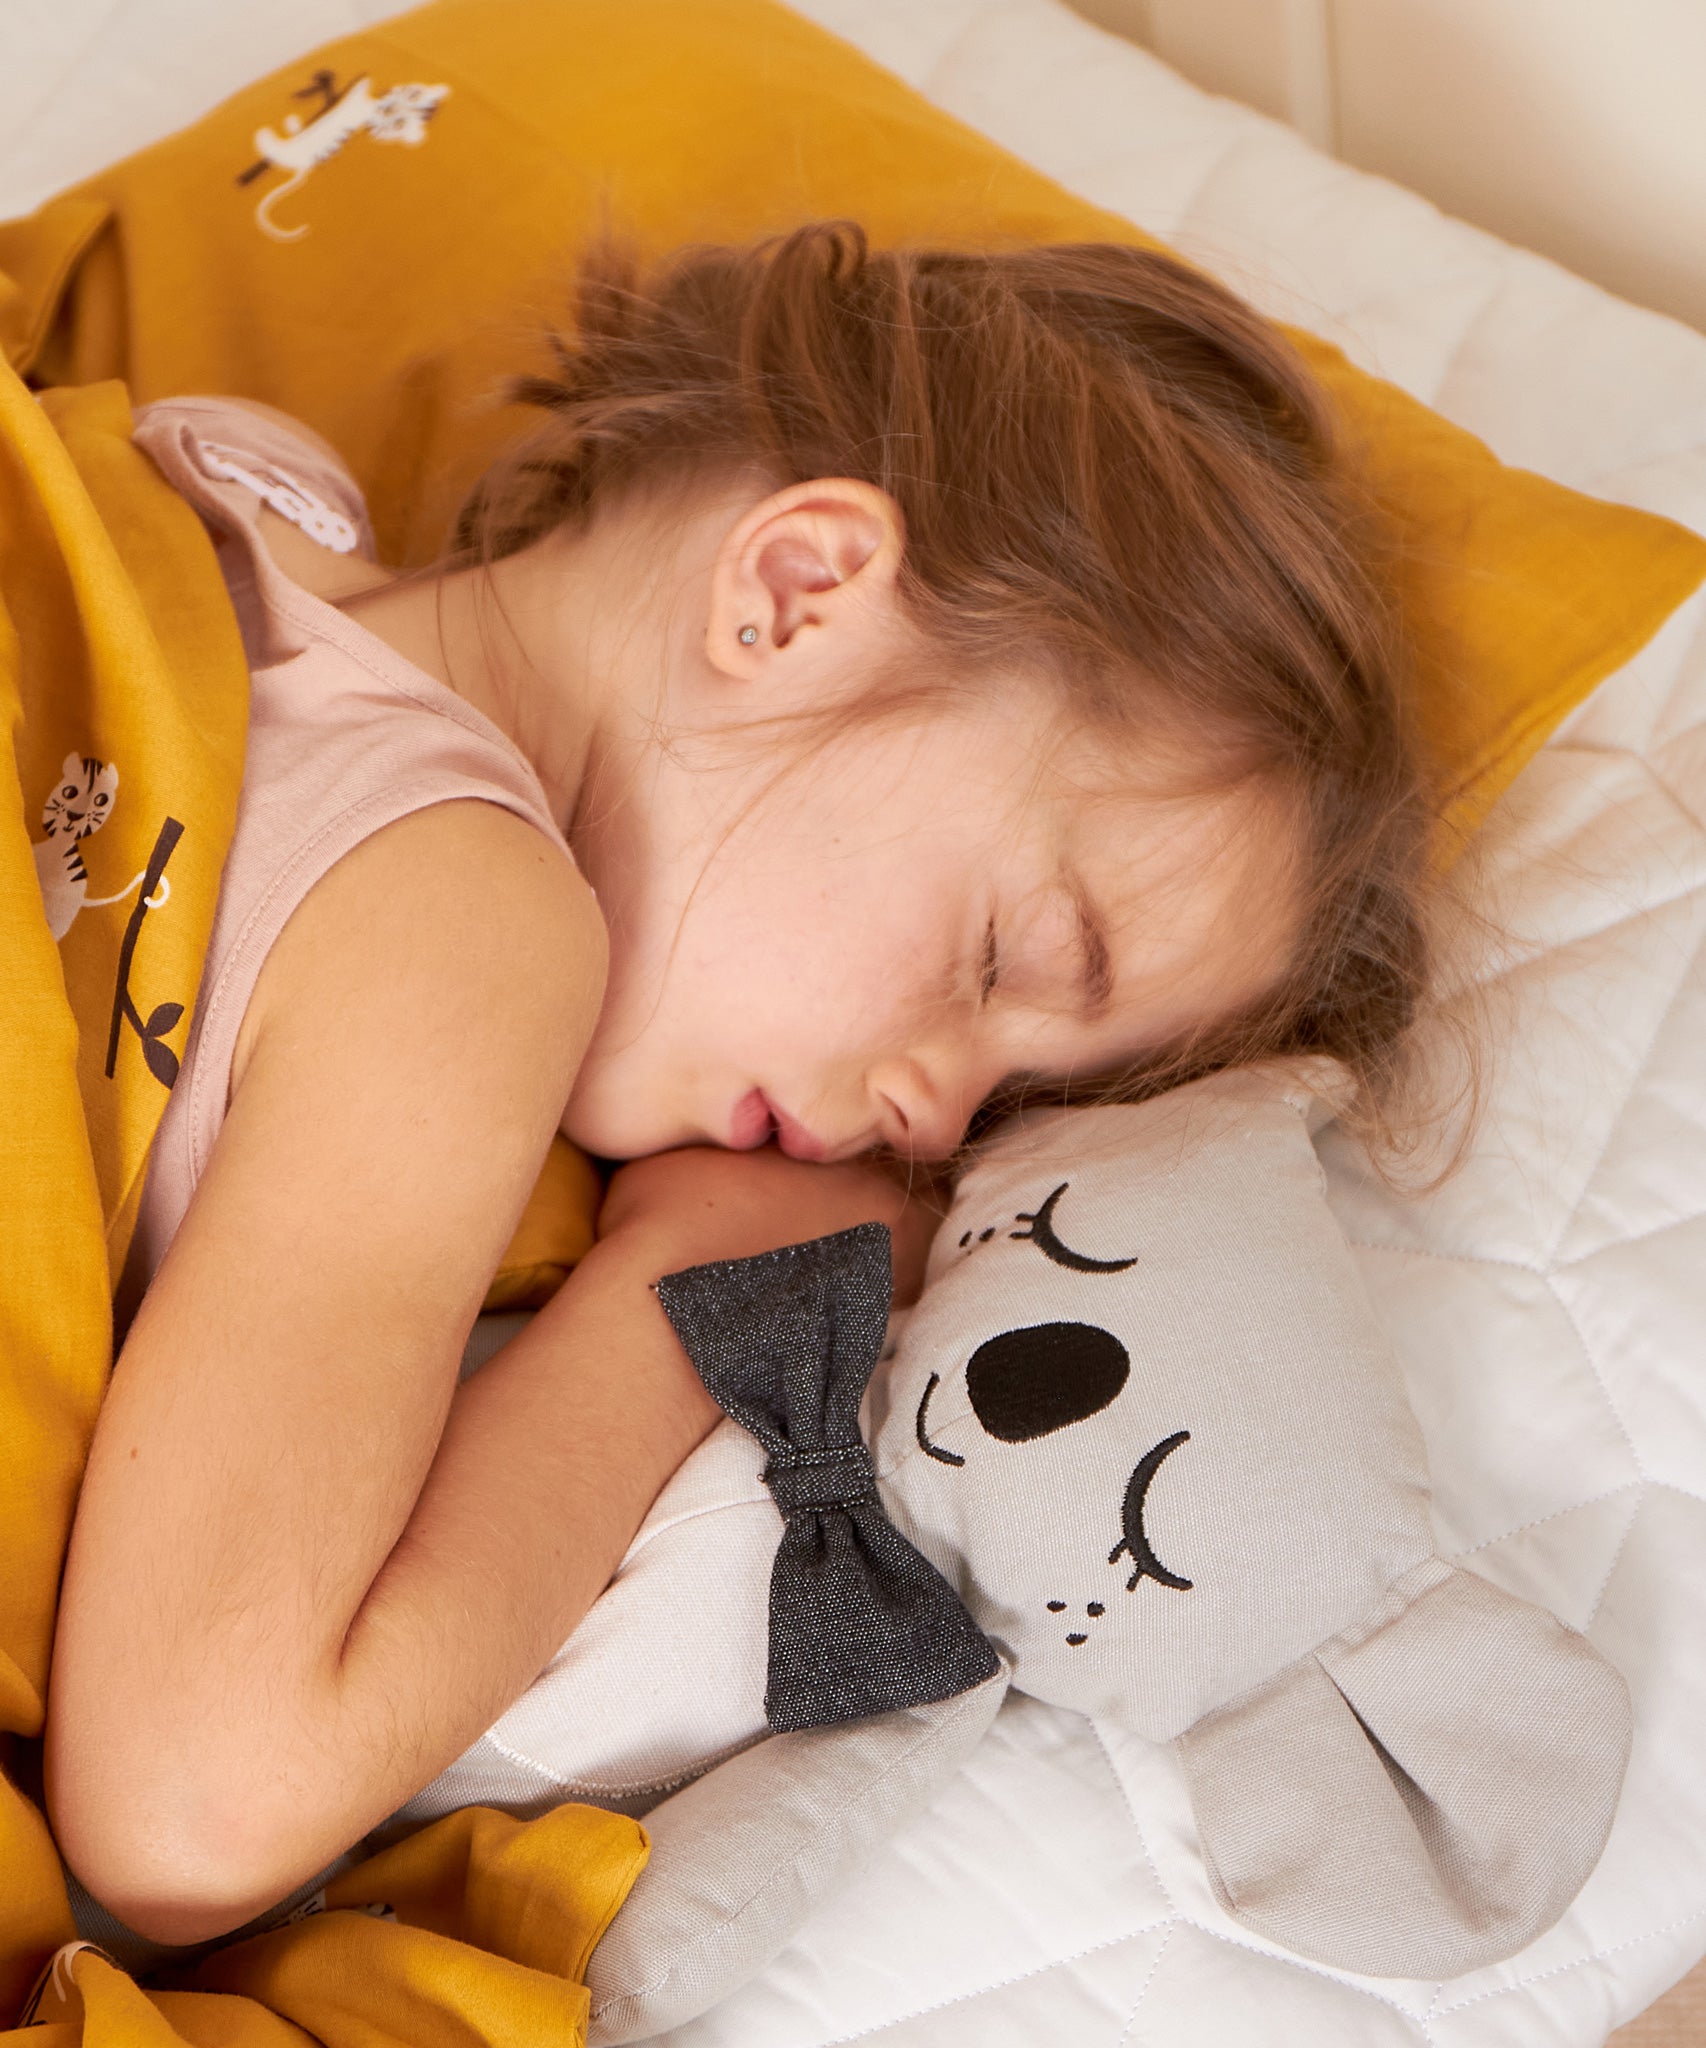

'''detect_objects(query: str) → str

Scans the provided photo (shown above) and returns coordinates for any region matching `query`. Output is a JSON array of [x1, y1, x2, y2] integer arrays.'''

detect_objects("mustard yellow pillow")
[[4, 0, 1702, 1299], [4, 0, 1703, 842]]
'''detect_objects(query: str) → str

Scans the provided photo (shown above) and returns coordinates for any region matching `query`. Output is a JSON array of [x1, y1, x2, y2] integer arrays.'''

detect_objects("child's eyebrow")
[[1059, 861, 1115, 1021]]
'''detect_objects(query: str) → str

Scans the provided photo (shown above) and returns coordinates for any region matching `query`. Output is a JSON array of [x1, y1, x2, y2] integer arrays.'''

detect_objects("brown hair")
[[457, 221, 1438, 1155]]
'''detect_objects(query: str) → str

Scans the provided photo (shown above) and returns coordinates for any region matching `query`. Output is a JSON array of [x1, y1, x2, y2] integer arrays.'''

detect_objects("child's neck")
[[333, 526, 634, 840]]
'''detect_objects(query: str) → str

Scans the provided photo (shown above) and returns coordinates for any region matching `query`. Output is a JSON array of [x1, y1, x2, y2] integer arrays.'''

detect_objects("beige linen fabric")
[[865, 1069, 1630, 1976], [1181, 1558, 1631, 1974], [403, 1066, 1633, 2027]]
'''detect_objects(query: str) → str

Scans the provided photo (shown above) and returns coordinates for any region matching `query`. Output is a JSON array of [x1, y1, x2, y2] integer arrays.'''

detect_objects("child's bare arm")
[[47, 801, 941, 1948], [46, 799, 622, 1945], [594, 1142, 948, 1304]]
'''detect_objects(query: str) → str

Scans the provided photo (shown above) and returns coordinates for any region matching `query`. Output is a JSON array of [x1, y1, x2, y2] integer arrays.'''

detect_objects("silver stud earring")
[[738, 624, 759, 645]]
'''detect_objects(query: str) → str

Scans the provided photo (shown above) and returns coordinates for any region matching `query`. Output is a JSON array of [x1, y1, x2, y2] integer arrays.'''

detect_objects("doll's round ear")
[[1175, 1559, 1631, 1977]]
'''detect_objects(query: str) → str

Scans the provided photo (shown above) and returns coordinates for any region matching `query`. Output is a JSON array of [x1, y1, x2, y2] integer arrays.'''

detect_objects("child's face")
[[561, 691, 1299, 1164]]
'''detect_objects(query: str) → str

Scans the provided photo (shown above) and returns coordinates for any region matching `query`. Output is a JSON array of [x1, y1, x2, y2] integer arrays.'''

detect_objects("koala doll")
[[379, 1064, 1633, 2046]]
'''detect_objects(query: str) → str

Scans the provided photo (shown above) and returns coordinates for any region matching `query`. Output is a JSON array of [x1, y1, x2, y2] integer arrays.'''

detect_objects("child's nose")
[[866, 1056, 969, 1162]]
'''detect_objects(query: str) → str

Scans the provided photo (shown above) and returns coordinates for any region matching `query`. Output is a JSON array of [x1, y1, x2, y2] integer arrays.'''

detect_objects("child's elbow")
[[46, 1720, 285, 1948]]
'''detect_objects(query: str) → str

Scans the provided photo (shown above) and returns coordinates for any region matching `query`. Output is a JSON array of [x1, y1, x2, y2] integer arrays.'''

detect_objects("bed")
[[5, 1, 1705, 2041]]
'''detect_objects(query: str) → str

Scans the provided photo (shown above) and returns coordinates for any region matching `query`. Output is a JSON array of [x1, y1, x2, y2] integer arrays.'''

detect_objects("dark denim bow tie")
[[656, 1223, 1000, 1732]]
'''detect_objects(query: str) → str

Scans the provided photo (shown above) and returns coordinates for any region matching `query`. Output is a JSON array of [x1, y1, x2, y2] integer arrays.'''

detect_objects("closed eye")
[[978, 919, 1000, 1006]]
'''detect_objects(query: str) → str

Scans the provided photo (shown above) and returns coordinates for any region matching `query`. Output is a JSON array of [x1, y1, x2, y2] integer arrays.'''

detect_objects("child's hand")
[[597, 1146, 948, 1304]]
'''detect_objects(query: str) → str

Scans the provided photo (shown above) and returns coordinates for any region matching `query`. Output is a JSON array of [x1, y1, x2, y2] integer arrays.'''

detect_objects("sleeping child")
[[43, 221, 1434, 1949]]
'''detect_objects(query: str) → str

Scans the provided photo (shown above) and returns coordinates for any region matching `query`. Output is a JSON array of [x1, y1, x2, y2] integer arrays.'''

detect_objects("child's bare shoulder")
[[232, 798, 606, 1107]]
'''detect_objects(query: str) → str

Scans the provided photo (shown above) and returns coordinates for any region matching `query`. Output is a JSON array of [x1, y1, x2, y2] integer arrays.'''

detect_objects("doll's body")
[[385, 1071, 1631, 2045]]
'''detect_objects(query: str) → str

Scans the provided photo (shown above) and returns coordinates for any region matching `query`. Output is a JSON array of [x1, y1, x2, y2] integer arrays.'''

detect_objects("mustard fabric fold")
[[2, 0, 1702, 846], [0, 354, 644, 2042], [4, 1, 1705, 2037], [0, 357, 246, 1830], [8, 1804, 647, 2046]]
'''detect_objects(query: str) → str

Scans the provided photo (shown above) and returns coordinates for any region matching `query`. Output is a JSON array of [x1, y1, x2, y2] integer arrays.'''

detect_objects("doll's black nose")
[[966, 1321, 1129, 1442]]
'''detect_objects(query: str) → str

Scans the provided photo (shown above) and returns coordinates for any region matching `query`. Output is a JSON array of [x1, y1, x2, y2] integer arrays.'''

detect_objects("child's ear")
[[704, 476, 903, 681]]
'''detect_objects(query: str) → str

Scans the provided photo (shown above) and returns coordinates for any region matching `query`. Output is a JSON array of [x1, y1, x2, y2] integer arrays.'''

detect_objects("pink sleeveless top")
[[127, 397, 577, 1291]]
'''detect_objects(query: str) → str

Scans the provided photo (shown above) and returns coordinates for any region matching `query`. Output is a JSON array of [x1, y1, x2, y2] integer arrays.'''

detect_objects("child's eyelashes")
[[978, 919, 1002, 1006]]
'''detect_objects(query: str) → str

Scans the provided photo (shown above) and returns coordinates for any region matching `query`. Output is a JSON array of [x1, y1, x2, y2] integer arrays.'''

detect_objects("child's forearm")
[[342, 1232, 721, 1715], [59, 1146, 933, 1941], [315, 1165, 935, 1901], [128, 1233, 717, 1944]]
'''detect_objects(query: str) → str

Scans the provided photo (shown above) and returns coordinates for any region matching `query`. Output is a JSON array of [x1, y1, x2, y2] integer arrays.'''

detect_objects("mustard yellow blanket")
[[0, 355, 644, 2044], [8, 3, 1706, 2038]]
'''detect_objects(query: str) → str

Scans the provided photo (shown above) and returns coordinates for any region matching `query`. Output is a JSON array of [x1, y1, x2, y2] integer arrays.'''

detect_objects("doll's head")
[[634, 1068, 1629, 1986], [453, 225, 1432, 1163], [866, 1071, 1440, 1741]]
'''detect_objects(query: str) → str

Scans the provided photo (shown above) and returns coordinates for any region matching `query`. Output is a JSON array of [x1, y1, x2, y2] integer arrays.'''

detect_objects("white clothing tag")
[[199, 441, 360, 553]]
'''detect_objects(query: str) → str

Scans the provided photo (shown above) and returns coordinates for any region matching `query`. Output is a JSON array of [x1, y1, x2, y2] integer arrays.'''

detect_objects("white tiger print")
[[31, 751, 168, 941]]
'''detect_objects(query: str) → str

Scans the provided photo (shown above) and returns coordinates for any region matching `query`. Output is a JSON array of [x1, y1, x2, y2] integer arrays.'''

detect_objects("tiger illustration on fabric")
[[32, 752, 170, 942]]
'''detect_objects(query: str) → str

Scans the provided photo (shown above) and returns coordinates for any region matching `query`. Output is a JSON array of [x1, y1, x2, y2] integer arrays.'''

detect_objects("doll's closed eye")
[[1010, 1183, 1139, 1274], [956, 1183, 1139, 1272], [916, 1319, 1131, 1463]]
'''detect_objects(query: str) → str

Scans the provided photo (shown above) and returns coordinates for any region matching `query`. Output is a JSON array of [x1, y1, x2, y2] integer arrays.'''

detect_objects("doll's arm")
[[585, 1669, 1009, 2047]]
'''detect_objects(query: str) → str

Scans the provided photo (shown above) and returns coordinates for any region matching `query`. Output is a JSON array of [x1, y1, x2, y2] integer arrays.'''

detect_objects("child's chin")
[[560, 1095, 696, 1163]]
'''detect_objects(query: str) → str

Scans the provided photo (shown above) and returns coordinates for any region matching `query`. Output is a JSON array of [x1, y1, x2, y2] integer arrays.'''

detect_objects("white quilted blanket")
[[659, 7, 1706, 2043], [6, 1, 1704, 2040]]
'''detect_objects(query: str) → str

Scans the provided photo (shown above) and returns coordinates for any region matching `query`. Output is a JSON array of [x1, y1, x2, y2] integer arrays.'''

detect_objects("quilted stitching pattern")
[[669, 4, 1706, 2041], [4, 1, 1702, 2038], [0, 0, 410, 214]]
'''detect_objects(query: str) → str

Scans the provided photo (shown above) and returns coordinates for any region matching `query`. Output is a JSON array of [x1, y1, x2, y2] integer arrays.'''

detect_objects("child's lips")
[[769, 1098, 828, 1162], [728, 1088, 827, 1161], [729, 1087, 774, 1150]]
